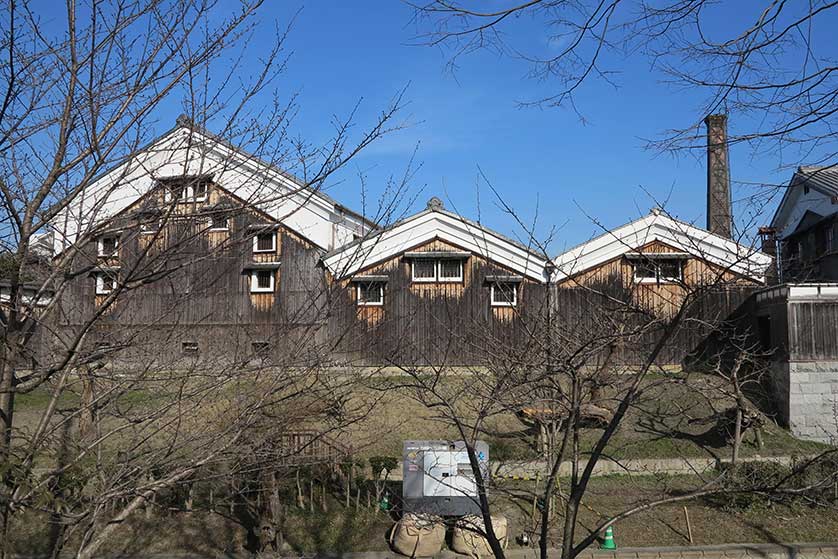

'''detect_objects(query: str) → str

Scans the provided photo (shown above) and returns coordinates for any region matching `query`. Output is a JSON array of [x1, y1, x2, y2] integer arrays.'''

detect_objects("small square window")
[[95, 272, 117, 295], [633, 260, 657, 281], [438, 259, 463, 281], [491, 282, 517, 307], [139, 218, 161, 234], [193, 182, 208, 201], [181, 341, 199, 354], [253, 232, 276, 253], [251, 341, 270, 357], [412, 259, 436, 282], [210, 215, 228, 230], [250, 270, 275, 293], [97, 236, 119, 257], [657, 261, 683, 281], [357, 282, 384, 306]]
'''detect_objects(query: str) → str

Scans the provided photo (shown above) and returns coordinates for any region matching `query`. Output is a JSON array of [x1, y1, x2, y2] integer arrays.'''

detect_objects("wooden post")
[[683, 506, 693, 544], [309, 478, 314, 513]]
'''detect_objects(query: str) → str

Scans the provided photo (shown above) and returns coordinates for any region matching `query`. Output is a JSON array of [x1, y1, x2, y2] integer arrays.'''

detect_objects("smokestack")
[[705, 114, 733, 238]]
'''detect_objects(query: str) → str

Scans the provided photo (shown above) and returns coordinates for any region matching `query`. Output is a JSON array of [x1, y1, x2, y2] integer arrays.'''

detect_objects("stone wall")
[[787, 360, 838, 443]]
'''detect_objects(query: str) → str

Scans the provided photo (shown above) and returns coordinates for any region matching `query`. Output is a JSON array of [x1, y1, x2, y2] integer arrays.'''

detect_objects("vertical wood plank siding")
[[54, 206, 761, 368]]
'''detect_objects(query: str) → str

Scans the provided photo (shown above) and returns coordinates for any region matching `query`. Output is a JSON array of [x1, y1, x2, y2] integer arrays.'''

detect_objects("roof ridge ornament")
[[176, 114, 194, 127], [427, 196, 444, 211]]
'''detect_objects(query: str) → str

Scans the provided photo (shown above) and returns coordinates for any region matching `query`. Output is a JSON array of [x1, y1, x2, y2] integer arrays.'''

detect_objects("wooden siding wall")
[[51, 217, 762, 369], [328, 238, 548, 366], [787, 302, 838, 361], [54, 184, 329, 367], [327, 238, 757, 367]]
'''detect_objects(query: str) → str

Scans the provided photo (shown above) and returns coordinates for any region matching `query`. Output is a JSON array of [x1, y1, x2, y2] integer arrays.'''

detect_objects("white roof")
[[322, 204, 550, 282], [48, 121, 371, 253], [552, 209, 772, 283]]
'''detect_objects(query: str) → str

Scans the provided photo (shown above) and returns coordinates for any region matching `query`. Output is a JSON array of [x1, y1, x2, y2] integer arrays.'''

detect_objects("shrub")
[[707, 460, 792, 510]]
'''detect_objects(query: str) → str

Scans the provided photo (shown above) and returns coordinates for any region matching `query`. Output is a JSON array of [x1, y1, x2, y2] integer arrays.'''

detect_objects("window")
[[412, 259, 437, 282], [253, 231, 276, 253], [97, 236, 119, 257], [411, 258, 465, 283], [438, 259, 463, 281], [181, 341, 199, 354], [251, 341, 270, 357], [632, 259, 683, 283], [193, 181, 208, 201], [250, 270, 275, 293], [210, 215, 229, 230], [164, 180, 209, 203], [357, 282, 384, 306], [95, 272, 117, 295], [490, 282, 518, 307], [657, 261, 683, 282], [828, 225, 836, 254], [139, 218, 161, 234], [633, 260, 657, 281]]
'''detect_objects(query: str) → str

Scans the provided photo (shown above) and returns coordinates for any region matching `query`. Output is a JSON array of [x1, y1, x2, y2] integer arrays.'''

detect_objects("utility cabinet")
[[402, 440, 489, 516]]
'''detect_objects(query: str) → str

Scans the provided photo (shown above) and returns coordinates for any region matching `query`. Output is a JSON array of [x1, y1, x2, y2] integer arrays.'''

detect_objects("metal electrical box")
[[402, 440, 489, 516]]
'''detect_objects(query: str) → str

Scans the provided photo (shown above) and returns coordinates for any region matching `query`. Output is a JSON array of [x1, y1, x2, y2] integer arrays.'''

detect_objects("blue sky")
[[32, 1, 833, 254], [249, 1, 831, 254]]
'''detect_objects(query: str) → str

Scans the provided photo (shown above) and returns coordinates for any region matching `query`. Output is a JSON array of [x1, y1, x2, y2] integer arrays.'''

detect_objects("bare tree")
[[411, 1, 838, 165], [380, 194, 836, 559], [0, 2, 412, 556]]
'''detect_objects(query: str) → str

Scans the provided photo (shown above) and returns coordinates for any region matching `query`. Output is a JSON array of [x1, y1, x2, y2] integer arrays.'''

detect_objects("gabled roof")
[[321, 198, 550, 282], [770, 165, 838, 235], [49, 117, 374, 253], [552, 209, 772, 283]]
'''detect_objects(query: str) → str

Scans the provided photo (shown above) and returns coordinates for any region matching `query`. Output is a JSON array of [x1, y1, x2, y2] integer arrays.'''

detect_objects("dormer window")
[[97, 235, 119, 257], [628, 253, 686, 284], [253, 231, 277, 253]]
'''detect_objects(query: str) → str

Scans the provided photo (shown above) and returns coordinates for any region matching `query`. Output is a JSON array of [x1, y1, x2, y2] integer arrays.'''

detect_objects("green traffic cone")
[[600, 526, 617, 550]]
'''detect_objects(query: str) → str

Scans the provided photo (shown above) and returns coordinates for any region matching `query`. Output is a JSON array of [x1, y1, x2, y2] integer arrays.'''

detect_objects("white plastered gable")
[[552, 210, 772, 283]]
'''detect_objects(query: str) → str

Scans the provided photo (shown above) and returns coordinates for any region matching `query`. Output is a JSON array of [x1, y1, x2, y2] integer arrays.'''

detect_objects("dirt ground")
[[11, 474, 838, 555], [342, 371, 830, 461]]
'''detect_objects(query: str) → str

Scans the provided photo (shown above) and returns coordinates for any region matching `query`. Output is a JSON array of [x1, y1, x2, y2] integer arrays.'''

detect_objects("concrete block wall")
[[787, 360, 838, 444]]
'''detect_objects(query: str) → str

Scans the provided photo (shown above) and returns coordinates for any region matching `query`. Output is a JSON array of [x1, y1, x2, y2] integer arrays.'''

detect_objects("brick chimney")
[[705, 114, 733, 238]]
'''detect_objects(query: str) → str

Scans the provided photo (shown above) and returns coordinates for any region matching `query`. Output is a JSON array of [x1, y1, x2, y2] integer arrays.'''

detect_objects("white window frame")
[[95, 272, 117, 295], [250, 269, 275, 293], [181, 341, 199, 354], [411, 259, 437, 282], [97, 235, 119, 257], [490, 282, 518, 307], [252, 231, 277, 253], [209, 215, 229, 231], [356, 282, 384, 306], [438, 259, 464, 282], [164, 181, 209, 203], [632, 259, 684, 284]]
